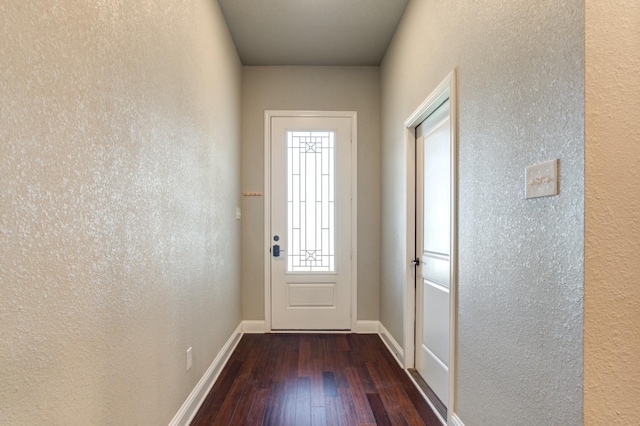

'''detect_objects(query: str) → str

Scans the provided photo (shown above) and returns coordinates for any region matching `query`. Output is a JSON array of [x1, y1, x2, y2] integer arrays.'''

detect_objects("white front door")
[[269, 113, 353, 330], [415, 99, 452, 408]]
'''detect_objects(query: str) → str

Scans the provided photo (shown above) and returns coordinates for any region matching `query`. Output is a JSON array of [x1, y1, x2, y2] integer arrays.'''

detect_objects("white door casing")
[[264, 111, 357, 331]]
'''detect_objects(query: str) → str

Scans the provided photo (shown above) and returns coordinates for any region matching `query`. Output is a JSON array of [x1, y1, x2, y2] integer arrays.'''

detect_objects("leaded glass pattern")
[[287, 131, 335, 272]]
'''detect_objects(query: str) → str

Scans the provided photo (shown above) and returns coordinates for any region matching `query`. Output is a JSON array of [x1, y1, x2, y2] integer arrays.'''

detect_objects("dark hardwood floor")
[[191, 333, 442, 425]]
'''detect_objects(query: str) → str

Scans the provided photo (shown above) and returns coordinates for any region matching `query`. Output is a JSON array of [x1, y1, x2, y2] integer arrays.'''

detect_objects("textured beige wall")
[[241, 66, 381, 322], [0, 1, 241, 424], [381, 0, 583, 424], [585, 1, 640, 424]]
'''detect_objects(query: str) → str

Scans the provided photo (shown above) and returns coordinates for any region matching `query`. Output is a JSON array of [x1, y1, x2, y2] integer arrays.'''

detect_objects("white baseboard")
[[450, 413, 465, 426], [242, 320, 266, 333], [355, 320, 379, 333], [168, 323, 243, 426], [378, 322, 405, 367]]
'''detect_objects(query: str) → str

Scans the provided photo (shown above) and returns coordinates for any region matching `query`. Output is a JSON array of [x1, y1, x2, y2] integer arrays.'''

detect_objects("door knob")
[[411, 258, 420, 266]]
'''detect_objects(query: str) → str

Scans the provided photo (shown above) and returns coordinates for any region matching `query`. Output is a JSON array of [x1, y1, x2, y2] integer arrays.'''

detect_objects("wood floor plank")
[[324, 396, 343, 426], [356, 364, 377, 394], [245, 338, 267, 379], [212, 342, 260, 425], [337, 387, 359, 425], [245, 387, 270, 425], [257, 344, 276, 389], [311, 406, 327, 426], [281, 386, 298, 425], [335, 333, 349, 350], [191, 334, 441, 426], [366, 361, 405, 421], [366, 393, 392, 426], [389, 410, 410, 426], [371, 353, 426, 425], [334, 365, 349, 389], [295, 377, 312, 426], [310, 359, 325, 408], [390, 384, 427, 426], [228, 385, 257, 425], [211, 386, 245, 425], [309, 334, 324, 360], [344, 367, 376, 423], [262, 380, 286, 425], [322, 371, 338, 397], [298, 338, 312, 377]]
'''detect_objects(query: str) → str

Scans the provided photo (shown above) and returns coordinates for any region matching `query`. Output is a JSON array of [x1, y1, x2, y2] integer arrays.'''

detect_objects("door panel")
[[288, 283, 335, 307], [270, 115, 352, 330], [422, 281, 450, 362], [418, 341, 449, 408], [422, 114, 451, 256], [422, 254, 450, 288], [415, 99, 451, 408]]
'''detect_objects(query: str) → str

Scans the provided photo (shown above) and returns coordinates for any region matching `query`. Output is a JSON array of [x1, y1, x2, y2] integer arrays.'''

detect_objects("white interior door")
[[415, 99, 452, 408], [270, 114, 353, 330]]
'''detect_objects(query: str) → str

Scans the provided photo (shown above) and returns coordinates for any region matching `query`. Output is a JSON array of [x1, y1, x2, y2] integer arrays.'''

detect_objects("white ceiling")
[[217, 0, 409, 66]]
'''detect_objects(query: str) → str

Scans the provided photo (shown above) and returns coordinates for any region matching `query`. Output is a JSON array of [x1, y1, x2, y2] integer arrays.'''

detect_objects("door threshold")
[[407, 368, 447, 420]]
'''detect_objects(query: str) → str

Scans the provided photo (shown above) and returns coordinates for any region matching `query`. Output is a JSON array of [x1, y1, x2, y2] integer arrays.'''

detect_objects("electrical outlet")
[[235, 207, 241, 220], [186, 347, 193, 372]]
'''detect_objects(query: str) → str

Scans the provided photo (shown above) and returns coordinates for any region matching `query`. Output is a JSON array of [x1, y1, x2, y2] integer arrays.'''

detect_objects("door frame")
[[403, 70, 458, 425], [263, 110, 358, 332]]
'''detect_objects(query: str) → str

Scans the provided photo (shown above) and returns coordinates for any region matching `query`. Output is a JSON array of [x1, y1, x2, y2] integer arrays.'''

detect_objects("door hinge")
[[411, 258, 420, 266]]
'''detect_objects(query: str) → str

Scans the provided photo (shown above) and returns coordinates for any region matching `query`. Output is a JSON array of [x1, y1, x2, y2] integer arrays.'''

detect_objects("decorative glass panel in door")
[[287, 131, 335, 272]]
